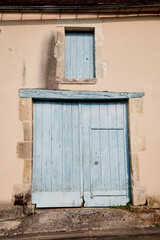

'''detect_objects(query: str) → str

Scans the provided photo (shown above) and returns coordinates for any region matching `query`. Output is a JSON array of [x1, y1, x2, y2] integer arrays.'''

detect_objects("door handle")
[[94, 161, 99, 165]]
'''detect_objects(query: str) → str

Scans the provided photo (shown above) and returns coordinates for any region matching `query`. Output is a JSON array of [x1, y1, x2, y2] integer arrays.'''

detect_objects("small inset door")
[[32, 100, 130, 207]]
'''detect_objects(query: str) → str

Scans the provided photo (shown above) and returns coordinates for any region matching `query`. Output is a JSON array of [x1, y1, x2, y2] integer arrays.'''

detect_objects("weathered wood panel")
[[65, 31, 95, 79], [19, 89, 144, 100]]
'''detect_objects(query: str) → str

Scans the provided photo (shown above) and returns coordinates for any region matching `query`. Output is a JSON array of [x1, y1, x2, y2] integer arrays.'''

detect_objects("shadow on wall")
[[41, 32, 59, 89]]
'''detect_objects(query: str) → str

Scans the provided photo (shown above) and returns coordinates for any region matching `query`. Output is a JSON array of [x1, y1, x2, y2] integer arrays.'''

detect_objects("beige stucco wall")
[[0, 13, 160, 207]]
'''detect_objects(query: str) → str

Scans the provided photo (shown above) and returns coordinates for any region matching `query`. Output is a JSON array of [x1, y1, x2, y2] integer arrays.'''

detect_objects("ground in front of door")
[[0, 207, 160, 238]]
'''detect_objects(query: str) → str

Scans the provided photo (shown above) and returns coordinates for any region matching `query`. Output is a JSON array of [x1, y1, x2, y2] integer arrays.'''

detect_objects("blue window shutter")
[[65, 31, 95, 79]]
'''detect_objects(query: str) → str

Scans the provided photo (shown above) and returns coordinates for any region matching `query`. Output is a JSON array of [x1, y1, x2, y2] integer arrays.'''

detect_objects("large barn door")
[[32, 100, 130, 208]]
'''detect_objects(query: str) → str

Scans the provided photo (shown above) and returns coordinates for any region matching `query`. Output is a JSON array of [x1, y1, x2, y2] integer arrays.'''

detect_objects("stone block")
[[19, 98, 33, 121], [17, 142, 32, 160], [23, 160, 32, 184], [129, 98, 143, 115], [130, 135, 146, 152], [128, 115, 137, 135], [129, 153, 139, 183], [13, 184, 31, 196], [23, 122, 33, 141], [132, 187, 147, 206]]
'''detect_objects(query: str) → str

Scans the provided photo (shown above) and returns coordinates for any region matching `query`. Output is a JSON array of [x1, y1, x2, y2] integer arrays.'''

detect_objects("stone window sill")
[[61, 78, 96, 84]]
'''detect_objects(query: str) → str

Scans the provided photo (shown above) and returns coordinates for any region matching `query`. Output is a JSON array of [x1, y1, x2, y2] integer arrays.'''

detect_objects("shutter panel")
[[65, 31, 95, 79]]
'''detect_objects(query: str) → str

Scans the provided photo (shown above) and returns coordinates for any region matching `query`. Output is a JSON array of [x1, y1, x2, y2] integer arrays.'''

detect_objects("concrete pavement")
[[0, 207, 160, 239], [1, 227, 160, 240]]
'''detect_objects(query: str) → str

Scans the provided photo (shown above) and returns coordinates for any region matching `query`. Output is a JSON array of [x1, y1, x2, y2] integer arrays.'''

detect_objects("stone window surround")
[[55, 22, 106, 85], [16, 90, 146, 207]]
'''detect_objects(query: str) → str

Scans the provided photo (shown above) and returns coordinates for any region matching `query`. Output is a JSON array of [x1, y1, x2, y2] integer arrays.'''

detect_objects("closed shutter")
[[65, 31, 95, 79]]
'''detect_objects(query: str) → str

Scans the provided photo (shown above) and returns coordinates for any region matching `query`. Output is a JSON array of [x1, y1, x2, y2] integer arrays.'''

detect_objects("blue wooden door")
[[81, 102, 130, 207], [32, 101, 82, 207], [32, 100, 130, 207]]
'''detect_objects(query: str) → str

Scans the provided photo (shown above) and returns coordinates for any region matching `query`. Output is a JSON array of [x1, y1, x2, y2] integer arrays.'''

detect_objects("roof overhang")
[[0, 4, 160, 14]]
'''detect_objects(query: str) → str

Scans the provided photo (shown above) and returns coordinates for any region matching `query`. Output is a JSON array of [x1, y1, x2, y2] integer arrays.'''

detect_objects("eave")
[[0, 4, 160, 14]]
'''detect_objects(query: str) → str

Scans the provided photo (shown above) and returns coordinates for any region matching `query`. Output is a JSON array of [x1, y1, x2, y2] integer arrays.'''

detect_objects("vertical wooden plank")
[[79, 102, 84, 198], [81, 102, 91, 193], [89, 33, 95, 78], [99, 103, 110, 191], [41, 102, 52, 192], [123, 102, 130, 196], [51, 102, 63, 192], [72, 102, 80, 192], [70, 33, 77, 78], [109, 130, 119, 191], [90, 102, 100, 126], [116, 102, 124, 127], [108, 102, 117, 191], [90, 129, 101, 194], [117, 130, 126, 190], [100, 129, 111, 192], [108, 102, 117, 127], [115, 103, 120, 190], [116, 102, 125, 190], [33, 101, 43, 192], [62, 102, 72, 191], [106, 102, 112, 192], [77, 33, 84, 79], [90, 103, 102, 192], [83, 33, 90, 78], [32, 101, 37, 192]]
